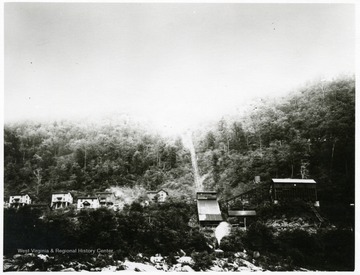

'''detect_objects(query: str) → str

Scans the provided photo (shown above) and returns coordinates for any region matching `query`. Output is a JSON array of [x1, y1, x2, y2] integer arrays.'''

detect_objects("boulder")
[[123, 260, 158, 272], [234, 252, 246, 259], [177, 256, 194, 265], [150, 255, 164, 263], [61, 267, 76, 272], [101, 265, 117, 272], [253, 251, 260, 259], [181, 265, 195, 272], [37, 254, 49, 262], [209, 265, 223, 272], [169, 263, 182, 272], [3, 262, 18, 271]]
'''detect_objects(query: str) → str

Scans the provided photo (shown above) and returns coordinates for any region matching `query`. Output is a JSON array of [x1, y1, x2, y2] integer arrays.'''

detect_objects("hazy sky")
[[4, 3, 355, 133]]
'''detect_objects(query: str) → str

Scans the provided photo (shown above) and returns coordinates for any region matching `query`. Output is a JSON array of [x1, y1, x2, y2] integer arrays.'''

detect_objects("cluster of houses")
[[7, 177, 322, 229], [6, 189, 169, 210]]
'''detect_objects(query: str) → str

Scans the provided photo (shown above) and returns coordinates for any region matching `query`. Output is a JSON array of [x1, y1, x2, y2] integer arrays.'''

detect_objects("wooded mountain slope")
[[4, 76, 355, 215]]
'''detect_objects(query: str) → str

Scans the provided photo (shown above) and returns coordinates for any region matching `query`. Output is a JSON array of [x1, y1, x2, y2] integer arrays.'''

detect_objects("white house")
[[96, 192, 116, 208], [51, 192, 73, 209], [77, 196, 100, 209], [9, 194, 31, 208], [146, 189, 168, 203]]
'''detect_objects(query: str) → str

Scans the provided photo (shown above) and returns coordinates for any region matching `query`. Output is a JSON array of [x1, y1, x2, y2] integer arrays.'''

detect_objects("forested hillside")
[[195, 76, 355, 205], [4, 117, 195, 202], [4, 76, 355, 216], [3, 75, 355, 271]]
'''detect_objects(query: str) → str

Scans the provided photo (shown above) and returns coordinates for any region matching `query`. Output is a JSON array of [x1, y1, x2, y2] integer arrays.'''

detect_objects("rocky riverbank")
[[3, 250, 267, 272]]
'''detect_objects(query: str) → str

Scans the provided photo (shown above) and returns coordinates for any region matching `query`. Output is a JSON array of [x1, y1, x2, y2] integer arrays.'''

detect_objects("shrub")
[[183, 229, 211, 254], [219, 229, 245, 252], [243, 221, 275, 251], [191, 251, 214, 271]]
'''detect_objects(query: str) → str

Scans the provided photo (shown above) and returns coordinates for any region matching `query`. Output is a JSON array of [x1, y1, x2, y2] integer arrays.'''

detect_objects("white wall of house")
[[157, 190, 167, 202], [9, 195, 31, 206], [77, 198, 100, 209], [146, 190, 168, 203], [51, 193, 73, 209], [96, 193, 115, 207]]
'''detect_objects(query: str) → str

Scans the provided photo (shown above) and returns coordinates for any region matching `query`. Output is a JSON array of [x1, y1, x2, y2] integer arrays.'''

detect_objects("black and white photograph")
[[2, 1, 356, 272]]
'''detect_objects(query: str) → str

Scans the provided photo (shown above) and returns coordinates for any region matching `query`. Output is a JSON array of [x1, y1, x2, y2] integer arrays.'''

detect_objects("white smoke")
[[215, 222, 232, 246], [181, 131, 203, 191]]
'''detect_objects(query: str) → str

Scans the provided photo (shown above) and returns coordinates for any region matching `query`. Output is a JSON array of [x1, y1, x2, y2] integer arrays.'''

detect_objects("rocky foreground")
[[3, 250, 270, 272]]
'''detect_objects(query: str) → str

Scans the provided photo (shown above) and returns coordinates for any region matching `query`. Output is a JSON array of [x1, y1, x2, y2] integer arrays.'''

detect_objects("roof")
[[77, 197, 99, 200], [198, 214, 223, 221], [272, 179, 316, 184], [228, 210, 256, 217], [197, 191, 217, 194], [146, 189, 168, 195], [96, 192, 113, 195], [52, 192, 72, 195], [197, 191, 218, 200], [197, 199, 222, 222]]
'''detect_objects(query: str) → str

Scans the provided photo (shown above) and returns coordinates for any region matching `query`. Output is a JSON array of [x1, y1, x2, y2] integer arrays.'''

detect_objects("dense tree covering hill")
[[4, 118, 195, 202], [3, 76, 355, 271], [4, 75, 355, 224], [194, 76, 355, 209]]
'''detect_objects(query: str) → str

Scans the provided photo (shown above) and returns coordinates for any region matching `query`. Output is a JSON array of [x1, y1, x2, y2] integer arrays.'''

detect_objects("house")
[[9, 194, 31, 208], [77, 196, 100, 210], [146, 189, 168, 203], [96, 192, 116, 208], [270, 178, 319, 206], [51, 192, 73, 209], [227, 210, 256, 229], [196, 191, 223, 227]]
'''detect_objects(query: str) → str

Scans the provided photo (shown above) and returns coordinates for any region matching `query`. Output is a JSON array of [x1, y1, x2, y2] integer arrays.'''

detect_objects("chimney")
[[254, 176, 261, 184]]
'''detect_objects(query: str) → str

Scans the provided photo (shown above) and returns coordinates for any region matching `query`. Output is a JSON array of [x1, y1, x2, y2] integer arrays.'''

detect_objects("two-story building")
[[51, 192, 73, 209], [9, 194, 31, 208]]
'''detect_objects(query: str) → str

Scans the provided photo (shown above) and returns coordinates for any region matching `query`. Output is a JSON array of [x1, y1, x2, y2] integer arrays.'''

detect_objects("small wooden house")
[[96, 192, 116, 207], [77, 196, 100, 209], [146, 189, 168, 203], [9, 194, 31, 208], [51, 192, 73, 209]]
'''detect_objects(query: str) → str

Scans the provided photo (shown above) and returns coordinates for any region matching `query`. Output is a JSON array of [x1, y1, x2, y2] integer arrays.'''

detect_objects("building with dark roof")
[[196, 191, 223, 227], [270, 178, 319, 206]]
